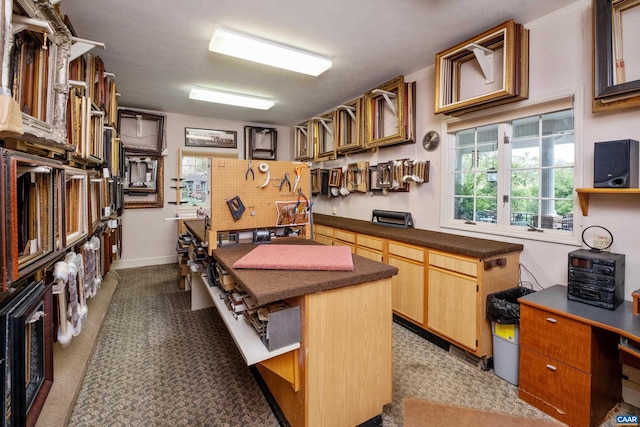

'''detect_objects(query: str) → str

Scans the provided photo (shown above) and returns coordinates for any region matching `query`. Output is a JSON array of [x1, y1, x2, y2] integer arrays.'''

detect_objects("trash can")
[[486, 286, 536, 385]]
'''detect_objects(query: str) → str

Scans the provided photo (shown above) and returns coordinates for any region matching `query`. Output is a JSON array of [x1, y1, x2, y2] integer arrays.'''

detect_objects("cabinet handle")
[[546, 364, 557, 371], [545, 317, 557, 323]]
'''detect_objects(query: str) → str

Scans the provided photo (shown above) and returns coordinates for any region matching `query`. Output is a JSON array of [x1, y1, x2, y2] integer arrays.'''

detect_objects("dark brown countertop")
[[184, 219, 206, 242], [519, 284, 640, 341], [211, 239, 398, 306], [313, 213, 523, 258]]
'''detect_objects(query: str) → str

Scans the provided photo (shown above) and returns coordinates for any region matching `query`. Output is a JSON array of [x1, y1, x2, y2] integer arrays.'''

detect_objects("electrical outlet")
[[592, 235, 612, 251]]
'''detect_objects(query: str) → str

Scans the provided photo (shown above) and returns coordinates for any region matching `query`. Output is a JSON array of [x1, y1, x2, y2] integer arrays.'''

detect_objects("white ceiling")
[[60, 0, 579, 127]]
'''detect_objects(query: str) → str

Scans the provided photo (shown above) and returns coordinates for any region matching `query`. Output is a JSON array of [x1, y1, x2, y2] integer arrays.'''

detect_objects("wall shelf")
[[576, 188, 640, 215]]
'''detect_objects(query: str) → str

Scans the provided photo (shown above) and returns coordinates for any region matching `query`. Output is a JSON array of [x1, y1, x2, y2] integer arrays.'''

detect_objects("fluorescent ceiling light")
[[189, 87, 275, 110], [209, 27, 332, 77]]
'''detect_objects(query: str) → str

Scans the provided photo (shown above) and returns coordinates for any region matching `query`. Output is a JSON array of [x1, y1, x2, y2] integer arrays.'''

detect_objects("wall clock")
[[422, 130, 440, 151]]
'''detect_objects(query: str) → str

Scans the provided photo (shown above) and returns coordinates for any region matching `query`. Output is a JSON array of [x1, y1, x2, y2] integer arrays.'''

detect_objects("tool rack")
[[207, 159, 312, 252]]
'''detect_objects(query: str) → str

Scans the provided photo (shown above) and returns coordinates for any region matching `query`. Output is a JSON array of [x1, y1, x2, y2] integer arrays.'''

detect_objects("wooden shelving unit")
[[575, 188, 640, 215]]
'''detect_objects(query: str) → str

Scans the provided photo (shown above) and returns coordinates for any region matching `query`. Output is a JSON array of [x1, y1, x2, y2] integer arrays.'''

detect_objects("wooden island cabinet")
[[190, 237, 398, 427], [313, 214, 523, 364]]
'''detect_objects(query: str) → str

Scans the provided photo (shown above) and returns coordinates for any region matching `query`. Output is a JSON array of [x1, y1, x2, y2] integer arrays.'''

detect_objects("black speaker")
[[594, 139, 639, 188]]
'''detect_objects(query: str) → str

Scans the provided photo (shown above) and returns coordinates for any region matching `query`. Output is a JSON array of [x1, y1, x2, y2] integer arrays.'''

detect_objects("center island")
[[190, 238, 399, 427]]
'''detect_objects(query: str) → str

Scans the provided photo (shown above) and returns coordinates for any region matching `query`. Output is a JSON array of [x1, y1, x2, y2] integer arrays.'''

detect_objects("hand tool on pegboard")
[[226, 196, 245, 221]]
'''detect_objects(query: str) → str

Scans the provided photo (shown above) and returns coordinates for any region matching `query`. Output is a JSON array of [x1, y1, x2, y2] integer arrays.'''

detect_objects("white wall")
[[116, 0, 640, 301], [113, 113, 291, 269]]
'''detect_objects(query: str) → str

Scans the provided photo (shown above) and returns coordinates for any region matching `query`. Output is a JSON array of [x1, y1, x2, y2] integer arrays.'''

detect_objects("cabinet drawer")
[[388, 241, 423, 262], [519, 347, 591, 426], [357, 234, 383, 251], [314, 224, 333, 237], [334, 229, 356, 244], [428, 251, 477, 277], [520, 305, 591, 372], [314, 235, 333, 246], [356, 247, 383, 263]]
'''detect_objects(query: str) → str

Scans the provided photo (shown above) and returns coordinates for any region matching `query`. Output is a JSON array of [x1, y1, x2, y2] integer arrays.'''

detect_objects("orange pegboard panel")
[[209, 159, 312, 234]]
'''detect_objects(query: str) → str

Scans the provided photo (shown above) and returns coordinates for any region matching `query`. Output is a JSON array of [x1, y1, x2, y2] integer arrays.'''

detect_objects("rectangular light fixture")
[[209, 27, 332, 77], [189, 87, 275, 110]]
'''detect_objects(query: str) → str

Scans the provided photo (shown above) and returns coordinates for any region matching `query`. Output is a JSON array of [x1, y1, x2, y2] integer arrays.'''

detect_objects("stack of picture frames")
[[311, 159, 429, 197]]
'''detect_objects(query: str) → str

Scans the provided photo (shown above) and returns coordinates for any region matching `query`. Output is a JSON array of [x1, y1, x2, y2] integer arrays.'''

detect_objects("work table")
[[212, 239, 398, 306], [313, 213, 523, 258]]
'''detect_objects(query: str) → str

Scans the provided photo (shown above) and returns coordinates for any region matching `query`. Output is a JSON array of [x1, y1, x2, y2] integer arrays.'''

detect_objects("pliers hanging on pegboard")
[[279, 172, 291, 192], [245, 159, 254, 181]]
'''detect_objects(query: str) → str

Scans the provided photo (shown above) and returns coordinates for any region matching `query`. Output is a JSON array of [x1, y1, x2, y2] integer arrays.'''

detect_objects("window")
[[176, 151, 238, 211], [179, 155, 211, 208], [444, 96, 579, 243]]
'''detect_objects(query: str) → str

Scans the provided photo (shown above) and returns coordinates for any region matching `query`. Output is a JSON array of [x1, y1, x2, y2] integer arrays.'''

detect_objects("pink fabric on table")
[[232, 244, 354, 271]]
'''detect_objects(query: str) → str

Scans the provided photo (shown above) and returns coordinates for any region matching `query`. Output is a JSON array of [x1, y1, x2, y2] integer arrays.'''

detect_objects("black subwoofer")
[[594, 139, 639, 188]]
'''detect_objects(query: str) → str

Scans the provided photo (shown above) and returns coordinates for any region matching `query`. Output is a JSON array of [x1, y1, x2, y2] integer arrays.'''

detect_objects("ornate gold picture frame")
[[434, 19, 529, 116]]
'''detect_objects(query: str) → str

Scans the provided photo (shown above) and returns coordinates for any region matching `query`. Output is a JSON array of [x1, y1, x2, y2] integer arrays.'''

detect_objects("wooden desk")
[[192, 241, 398, 427], [518, 285, 640, 427]]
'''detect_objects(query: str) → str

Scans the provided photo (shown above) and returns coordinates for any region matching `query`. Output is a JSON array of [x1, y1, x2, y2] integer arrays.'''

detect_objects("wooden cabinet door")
[[388, 255, 424, 326], [427, 268, 478, 350]]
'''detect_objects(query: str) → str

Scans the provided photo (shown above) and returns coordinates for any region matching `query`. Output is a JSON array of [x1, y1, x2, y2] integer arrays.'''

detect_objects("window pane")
[[452, 124, 498, 223], [509, 108, 574, 232], [511, 169, 539, 197], [181, 155, 210, 206]]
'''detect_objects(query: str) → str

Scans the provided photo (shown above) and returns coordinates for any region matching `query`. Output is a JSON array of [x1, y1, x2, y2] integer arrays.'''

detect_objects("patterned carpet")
[[69, 264, 636, 426]]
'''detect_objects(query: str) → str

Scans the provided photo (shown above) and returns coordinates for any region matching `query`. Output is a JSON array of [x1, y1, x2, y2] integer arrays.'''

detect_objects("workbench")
[[190, 239, 398, 427]]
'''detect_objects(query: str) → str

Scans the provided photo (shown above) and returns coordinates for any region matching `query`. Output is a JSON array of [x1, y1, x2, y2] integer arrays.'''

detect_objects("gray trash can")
[[486, 286, 535, 385]]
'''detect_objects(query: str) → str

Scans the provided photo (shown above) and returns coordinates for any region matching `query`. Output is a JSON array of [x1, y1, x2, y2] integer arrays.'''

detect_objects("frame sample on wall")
[[593, 0, 640, 111], [123, 155, 164, 208], [434, 19, 529, 115], [293, 120, 313, 161], [63, 166, 89, 247], [1, 149, 65, 289], [336, 97, 366, 155], [185, 127, 237, 148], [118, 109, 165, 154], [244, 126, 277, 160]]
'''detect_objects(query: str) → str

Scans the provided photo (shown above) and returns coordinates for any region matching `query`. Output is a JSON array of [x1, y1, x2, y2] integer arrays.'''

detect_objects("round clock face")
[[422, 131, 440, 151]]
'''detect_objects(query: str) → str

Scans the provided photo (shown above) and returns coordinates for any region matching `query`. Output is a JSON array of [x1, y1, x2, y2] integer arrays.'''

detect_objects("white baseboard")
[[111, 255, 177, 270]]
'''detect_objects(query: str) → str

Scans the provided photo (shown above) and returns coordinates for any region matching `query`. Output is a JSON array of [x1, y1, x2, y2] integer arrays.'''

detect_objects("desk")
[[193, 241, 398, 427], [518, 285, 640, 427]]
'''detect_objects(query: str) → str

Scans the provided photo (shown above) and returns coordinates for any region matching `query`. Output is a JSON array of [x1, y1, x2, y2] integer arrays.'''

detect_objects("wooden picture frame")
[[63, 166, 89, 248], [118, 109, 165, 154], [185, 127, 237, 148], [124, 155, 164, 209], [593, 0, 640, 111], [328, 168, 342, 187], [435, 19, 529, 115], [336, 97, 366, 154], [244, 126, 277, 160], [364, 76, 407, 148], [294, 121, 313, 161], [310, 168, 321, 195], [312, 112, 337, 161]]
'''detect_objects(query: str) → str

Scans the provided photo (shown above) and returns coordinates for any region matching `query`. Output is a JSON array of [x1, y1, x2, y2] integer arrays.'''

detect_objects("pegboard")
[[208, 159, 311, 246]]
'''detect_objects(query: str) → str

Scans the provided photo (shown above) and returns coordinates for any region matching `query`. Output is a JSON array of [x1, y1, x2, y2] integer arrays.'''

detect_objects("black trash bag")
[[486, 286, 536, 325]]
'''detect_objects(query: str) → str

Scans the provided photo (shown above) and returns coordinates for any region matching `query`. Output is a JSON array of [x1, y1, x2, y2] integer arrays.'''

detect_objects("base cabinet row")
[[314, 224, 520, 359]]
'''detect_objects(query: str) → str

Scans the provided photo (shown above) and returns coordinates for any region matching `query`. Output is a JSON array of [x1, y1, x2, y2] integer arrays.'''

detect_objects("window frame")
[[440, 91, 583, 245], [176, 150, 237, 214]]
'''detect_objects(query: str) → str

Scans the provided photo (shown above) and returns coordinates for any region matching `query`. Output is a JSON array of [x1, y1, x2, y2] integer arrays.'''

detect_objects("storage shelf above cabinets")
[[575, 188, 640, 215]]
